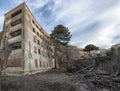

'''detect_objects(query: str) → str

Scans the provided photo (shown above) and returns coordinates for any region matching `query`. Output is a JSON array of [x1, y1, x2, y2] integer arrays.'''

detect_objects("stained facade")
[[1, 3, 54, 75]]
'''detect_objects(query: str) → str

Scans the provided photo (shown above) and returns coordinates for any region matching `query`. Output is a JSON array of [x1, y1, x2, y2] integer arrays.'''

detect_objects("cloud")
[[27, 0, 51, 10], [0, 9, 5, 30], [91, 4, 120, 48], [0, 16, 4, 30], [0, 0, 120, 48], [71, 3, 120, 48]]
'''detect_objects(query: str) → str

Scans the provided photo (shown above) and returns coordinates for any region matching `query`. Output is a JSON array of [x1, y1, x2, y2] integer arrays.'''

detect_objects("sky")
[[0, 0, 120, 48]]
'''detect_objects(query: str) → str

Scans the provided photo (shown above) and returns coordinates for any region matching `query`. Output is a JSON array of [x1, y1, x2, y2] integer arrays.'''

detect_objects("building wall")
[[3, 4, 25, 73], [2, 3, 54, 75], [78, 48, 99, 58]]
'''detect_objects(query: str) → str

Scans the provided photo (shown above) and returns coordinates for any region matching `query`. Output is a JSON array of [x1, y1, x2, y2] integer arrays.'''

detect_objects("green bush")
[[95, 47, 115, 65], [95, 56, 111, 65]]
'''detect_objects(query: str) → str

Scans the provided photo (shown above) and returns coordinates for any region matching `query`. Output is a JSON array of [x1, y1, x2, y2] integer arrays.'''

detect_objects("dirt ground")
[[0, 71, 76, 91], [0, 70, 119, 91]]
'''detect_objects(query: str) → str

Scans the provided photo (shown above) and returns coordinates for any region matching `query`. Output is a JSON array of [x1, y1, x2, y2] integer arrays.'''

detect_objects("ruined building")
[[1, 3, 55, 75]]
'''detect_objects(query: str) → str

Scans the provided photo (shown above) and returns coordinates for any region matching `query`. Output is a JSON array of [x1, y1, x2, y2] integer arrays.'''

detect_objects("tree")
[[50, 25, 72, 45], [84, 44, 99, 53], [50, 25, 72, 68]]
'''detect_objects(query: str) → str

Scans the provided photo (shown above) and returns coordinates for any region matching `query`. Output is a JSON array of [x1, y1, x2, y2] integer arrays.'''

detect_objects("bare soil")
[[0, 70, 119, 91], [0, 71, 76, 91]]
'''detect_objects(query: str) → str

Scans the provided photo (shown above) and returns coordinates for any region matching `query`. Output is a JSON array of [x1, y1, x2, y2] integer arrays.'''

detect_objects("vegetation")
[[50, 25, 72, 45], [95, 47, 115, 66], [0, 30, 4, 43], [95, 56, 111, 66], [84, 44, 99, 53], [106, 47, 115, 59], [50, 25, 72, 68]]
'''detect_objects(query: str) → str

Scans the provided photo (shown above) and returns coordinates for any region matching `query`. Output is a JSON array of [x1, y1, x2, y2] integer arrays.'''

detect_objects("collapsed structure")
[[1, 3, 55, 75]]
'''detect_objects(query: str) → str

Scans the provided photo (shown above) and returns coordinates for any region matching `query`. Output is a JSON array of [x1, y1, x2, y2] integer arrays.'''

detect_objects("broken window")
[[34, 46, 37, 53], [37, 32, 39, 36], [10, 29, 22, 38], [46, 62, 49, 67], [33, 36, 36, 43], [50, 48, 53, 52], [11, 9, 22, 18], [39, 35, 42, 39], [32, 20, 35, 24], [37, 40, 40, 45], [38, 49, 41, 54], [43, 61, 45, 67], [43, 37, 44, 41], [52, 55, 54, 58], [48, 53, 50, 57], [39, 28, 42, 32], [33, 28, 35, 33], [9, 42, 21, 50], [11, 19, 22, 27], [36, 25, 38, 29], [39, 60, 42, 67], [45, 39, 47, 43], [35, 59, 38, 68]]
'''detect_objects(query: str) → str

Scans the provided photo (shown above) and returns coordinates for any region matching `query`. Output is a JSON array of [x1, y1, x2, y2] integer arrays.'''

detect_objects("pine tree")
[[84, 44, 99, 53], [50, 25, 72, 68]]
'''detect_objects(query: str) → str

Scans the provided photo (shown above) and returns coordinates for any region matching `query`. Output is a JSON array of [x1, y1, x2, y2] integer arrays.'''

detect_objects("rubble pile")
[[71, 66, 120, 91]]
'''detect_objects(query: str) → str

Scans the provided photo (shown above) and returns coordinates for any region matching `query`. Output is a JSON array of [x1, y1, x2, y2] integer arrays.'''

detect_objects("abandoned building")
[[1, 2, 55, 75]]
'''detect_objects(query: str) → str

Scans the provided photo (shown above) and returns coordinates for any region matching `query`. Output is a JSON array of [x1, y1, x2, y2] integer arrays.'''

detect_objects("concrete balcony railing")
[[8, 35, 22, 44], [10, 23, 22, 32], [5, 13, 23, 25], [11, 13, 23, 22]]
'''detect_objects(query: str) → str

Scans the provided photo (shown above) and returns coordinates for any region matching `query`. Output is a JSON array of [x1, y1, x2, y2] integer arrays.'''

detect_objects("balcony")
[[5, 13, 22, 25], [11, 9, 22, 18], [10, 23, 22, 32], [11, 19, 22, 27], [10, 29, 22, 37], [8, 35, 22, 44]]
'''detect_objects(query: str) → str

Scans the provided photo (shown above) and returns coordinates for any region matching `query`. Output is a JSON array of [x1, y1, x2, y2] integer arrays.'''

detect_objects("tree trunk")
[[0, 65, 2, 75], [54, 45, 57, 69]]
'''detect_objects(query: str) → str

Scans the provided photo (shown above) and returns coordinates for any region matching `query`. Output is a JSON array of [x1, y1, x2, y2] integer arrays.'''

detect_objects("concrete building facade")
[[1, 3, 54, 75]]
